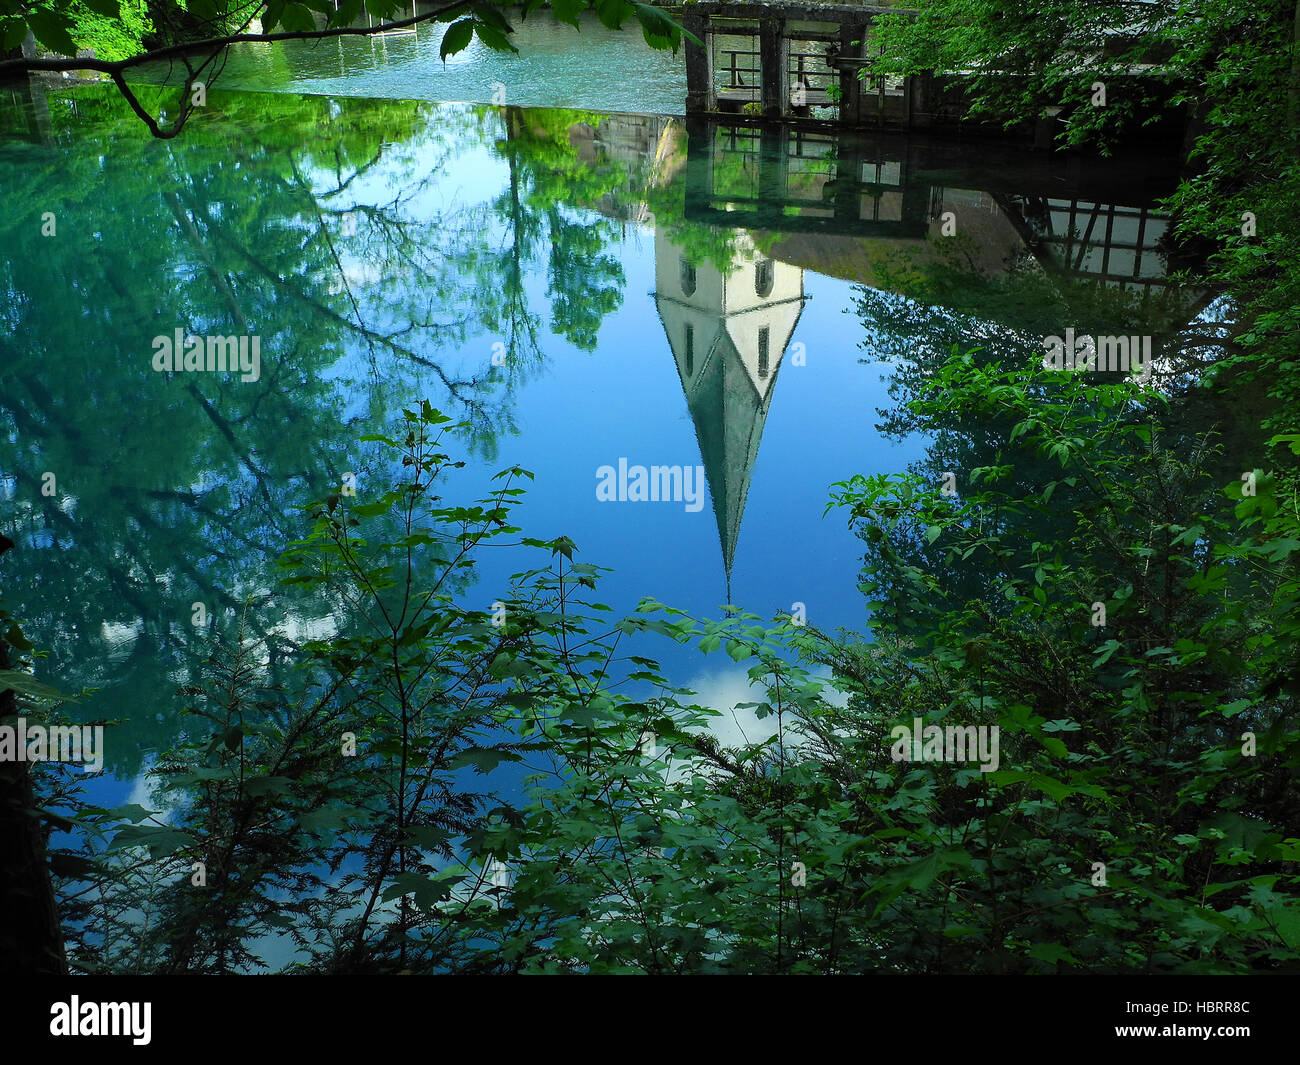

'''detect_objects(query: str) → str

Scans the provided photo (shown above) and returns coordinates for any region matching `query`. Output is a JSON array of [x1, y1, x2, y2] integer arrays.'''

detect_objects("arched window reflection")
[[680, 258, 697, 297], [755, 259, 774, 298]]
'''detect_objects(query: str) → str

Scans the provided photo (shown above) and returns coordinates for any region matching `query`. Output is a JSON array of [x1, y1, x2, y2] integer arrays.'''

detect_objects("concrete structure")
[[681, 1, 991, 130], [680, 1, 1186, 143]]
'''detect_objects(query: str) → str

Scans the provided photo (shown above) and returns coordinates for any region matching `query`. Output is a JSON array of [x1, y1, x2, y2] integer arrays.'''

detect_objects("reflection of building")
[[685, 123, 930, 237], [997, 193, 1174, 300], [682, 119, 1209, 333], [569, 115, 682, 224], [653, 230, 806, 584]]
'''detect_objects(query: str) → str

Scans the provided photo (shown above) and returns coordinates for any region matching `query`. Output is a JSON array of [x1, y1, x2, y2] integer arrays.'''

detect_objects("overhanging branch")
[[0, 3, 473, 79]]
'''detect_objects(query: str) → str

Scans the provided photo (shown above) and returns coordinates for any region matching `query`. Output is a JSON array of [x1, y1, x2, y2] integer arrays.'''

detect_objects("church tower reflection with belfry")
[[653, 228, 806, 589]]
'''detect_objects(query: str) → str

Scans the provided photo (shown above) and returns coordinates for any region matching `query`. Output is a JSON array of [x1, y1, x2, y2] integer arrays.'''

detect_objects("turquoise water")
[[132, 10, 688, 114], [0, 60, 1194, 803]]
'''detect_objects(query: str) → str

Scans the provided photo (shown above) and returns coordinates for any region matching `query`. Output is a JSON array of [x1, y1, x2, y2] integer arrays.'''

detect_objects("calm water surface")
[[0, 36, 1198, 807], [134, 9, 687, 114]]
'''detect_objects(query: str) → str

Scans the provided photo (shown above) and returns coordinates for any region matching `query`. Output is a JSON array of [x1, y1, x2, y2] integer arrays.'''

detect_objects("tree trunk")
[[0, 539, 68, 974]]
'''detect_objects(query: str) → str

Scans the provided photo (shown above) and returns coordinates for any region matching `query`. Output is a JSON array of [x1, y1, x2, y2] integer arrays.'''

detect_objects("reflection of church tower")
[[653, 229, 806, 587]]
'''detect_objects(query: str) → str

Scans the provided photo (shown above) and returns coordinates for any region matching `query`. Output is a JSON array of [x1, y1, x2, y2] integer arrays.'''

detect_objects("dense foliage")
[[868, 0, 1300, 429], [16, 361, 1297, 972]]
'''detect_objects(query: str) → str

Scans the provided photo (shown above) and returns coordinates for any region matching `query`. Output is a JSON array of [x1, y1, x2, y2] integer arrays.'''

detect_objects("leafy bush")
[[39, 373, 1300, 973]]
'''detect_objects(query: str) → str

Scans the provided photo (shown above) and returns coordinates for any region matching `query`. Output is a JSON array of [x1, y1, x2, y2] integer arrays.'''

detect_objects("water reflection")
[[645, 116, 1207, 583], [0, 85, 1210, 786], [655, 230, 805, 586], [681, 120, 1196, 304]]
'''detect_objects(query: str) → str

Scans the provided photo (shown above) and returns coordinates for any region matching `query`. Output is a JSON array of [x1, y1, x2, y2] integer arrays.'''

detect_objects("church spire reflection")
[[653, 228, 806, 586]]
